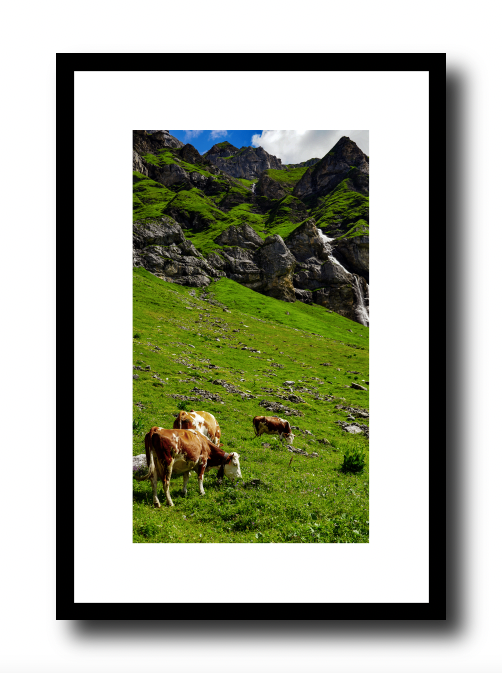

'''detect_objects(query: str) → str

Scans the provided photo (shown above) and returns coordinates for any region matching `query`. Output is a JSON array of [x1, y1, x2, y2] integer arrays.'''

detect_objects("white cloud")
[[251, 130, 369, 164], [184, 130, 203, 141], [210, 130, 228, 139]]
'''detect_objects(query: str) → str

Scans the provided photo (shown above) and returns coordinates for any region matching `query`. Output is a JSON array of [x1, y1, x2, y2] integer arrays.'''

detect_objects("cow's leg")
[[150, 471, 161, 509], [181, 471, 190, 497], [163, 460, 175, 507], [198, 465, 207, 496]]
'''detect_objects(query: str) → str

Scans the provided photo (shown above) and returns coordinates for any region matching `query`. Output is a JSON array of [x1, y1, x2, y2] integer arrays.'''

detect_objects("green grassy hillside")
[[310, 175, 369, 238], [133, 268, 369, 543]]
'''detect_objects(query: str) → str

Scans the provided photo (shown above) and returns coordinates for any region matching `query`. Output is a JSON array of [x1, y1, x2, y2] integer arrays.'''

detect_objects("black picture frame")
[[59, 52, 445, 620]]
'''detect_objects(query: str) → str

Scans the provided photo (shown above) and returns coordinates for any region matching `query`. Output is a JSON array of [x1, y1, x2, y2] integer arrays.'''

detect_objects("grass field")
[[133, 268, 369, 543]]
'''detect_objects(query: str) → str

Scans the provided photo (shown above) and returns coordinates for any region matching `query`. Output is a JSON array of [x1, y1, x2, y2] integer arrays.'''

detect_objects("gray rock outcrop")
[[214, 224, 263, 250], [255, 235, 297, 302], [133, 217, 224, 287], [205, 143, 284, 180], [133, 129, 184, 155], [256, 173, 289, 200], [331, 235, 369, 281]]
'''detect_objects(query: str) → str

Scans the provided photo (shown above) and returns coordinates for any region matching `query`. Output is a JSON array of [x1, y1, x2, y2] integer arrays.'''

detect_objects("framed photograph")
[[62, 54, 443, 618]]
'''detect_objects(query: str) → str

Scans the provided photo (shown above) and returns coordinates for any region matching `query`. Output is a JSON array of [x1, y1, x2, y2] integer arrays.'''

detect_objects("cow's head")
[[224, 452, 242, 481], [285, 432, 295, 445], [179, 410, 194, 430]]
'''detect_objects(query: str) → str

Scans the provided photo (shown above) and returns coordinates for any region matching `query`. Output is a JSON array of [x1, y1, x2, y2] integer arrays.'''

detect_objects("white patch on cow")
[[224, 452, 242, 481], [157, 427, 164, 431]]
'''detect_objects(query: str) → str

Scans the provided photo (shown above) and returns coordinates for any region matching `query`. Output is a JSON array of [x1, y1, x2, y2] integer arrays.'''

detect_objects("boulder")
[[214, 224, 263, 250], [255, 235, 296, 302]]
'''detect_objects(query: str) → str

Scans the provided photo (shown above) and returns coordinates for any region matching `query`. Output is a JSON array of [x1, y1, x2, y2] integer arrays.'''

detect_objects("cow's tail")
[[253, 417, 259, 437], [138, 427, 159, 481]]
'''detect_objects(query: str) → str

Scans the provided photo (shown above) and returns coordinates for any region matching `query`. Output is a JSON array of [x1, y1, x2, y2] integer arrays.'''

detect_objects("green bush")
[[341, 446, 366, 473], [133, 418, 144, 434], [177, 401, 190, 411]]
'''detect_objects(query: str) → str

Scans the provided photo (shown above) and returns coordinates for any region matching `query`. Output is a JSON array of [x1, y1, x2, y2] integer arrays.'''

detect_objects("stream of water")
[[317, 228, 369, 327]]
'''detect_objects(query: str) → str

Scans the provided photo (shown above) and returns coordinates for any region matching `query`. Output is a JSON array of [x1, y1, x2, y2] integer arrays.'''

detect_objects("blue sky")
[[169, 130, 369, 164], [170, 130, 261, 155]]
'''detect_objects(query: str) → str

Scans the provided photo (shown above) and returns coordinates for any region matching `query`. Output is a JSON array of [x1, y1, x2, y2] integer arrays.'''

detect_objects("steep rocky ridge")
[[132, 131, 370, 325], [204, 141, 284, 180], [293, 136, 368, 203]]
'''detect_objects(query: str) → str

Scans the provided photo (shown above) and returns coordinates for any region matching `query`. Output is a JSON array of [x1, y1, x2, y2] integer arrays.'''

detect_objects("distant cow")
[[141, 427, 241, 507], [173, 409, 221, 446], [252, 416, 295, 445]]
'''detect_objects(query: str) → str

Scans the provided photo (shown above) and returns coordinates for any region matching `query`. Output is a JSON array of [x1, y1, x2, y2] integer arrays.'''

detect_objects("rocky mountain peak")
[[293, 136, 369, 201], [205, 143, 283, 180], [205, 141, 239, 158], [179, 143, 203, 164]]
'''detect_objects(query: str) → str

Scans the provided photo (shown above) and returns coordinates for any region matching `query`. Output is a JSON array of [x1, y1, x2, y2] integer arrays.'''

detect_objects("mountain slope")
[[132, 267, 369, 543], [132, 130, 369, 326]]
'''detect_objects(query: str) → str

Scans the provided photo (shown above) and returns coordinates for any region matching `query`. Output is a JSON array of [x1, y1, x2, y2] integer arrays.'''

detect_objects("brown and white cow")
[[173, 409, 221, 446], [142, 427, 241, 507], [252, 416, 295, 445]]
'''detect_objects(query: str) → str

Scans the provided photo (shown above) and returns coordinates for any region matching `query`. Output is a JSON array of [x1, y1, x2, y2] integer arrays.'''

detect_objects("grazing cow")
[[253, 416, 295, 445], [173, 409, 221, 446], [142, 427, 241, 507]]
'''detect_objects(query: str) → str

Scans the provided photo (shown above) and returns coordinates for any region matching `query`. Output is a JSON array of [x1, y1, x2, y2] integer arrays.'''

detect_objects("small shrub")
[[136, 522, 157, 538], [341, 446, 366, 473], [133, 418, 144, 434], [133, 332, 141, 339], [177, 401, 190, 411]]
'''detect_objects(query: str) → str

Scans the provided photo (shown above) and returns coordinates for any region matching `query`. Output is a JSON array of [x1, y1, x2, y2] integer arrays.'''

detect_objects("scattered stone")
[[287, 447, 319, 458], [168, 394, 201, 402], [351, 382, 367, 390], [190, 387, 223, 402], [133, 374, 139, 380], [283, 381, 295, 385], [211, 379, 256, 399], [259, 400, 303, 417], [262, 443, 271, 448], [133, 454, 149, 479], [317, 438, 331, 445], [337, 420, 369, 439]]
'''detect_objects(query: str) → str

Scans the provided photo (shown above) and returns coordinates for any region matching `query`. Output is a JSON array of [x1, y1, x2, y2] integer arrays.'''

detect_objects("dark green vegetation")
[[133, 268, 369, 543], [134, 143, 367, 255], [311, 175, 369, 238]]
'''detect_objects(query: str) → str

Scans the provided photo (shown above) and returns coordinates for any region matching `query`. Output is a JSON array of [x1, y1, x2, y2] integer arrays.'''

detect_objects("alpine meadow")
[[132, 130, 369, 543]]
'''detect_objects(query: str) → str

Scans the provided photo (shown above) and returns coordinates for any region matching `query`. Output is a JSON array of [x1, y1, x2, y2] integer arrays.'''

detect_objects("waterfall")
[[317, 228, 369, 327], [353, 275, 369, 327], [251, 182, 256, 194]]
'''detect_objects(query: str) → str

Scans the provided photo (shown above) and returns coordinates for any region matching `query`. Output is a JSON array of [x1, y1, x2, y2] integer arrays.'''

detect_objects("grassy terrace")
[[311, 177, 369, 237], [262, 166, 310, 195], [133, 269, 369, 543]]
